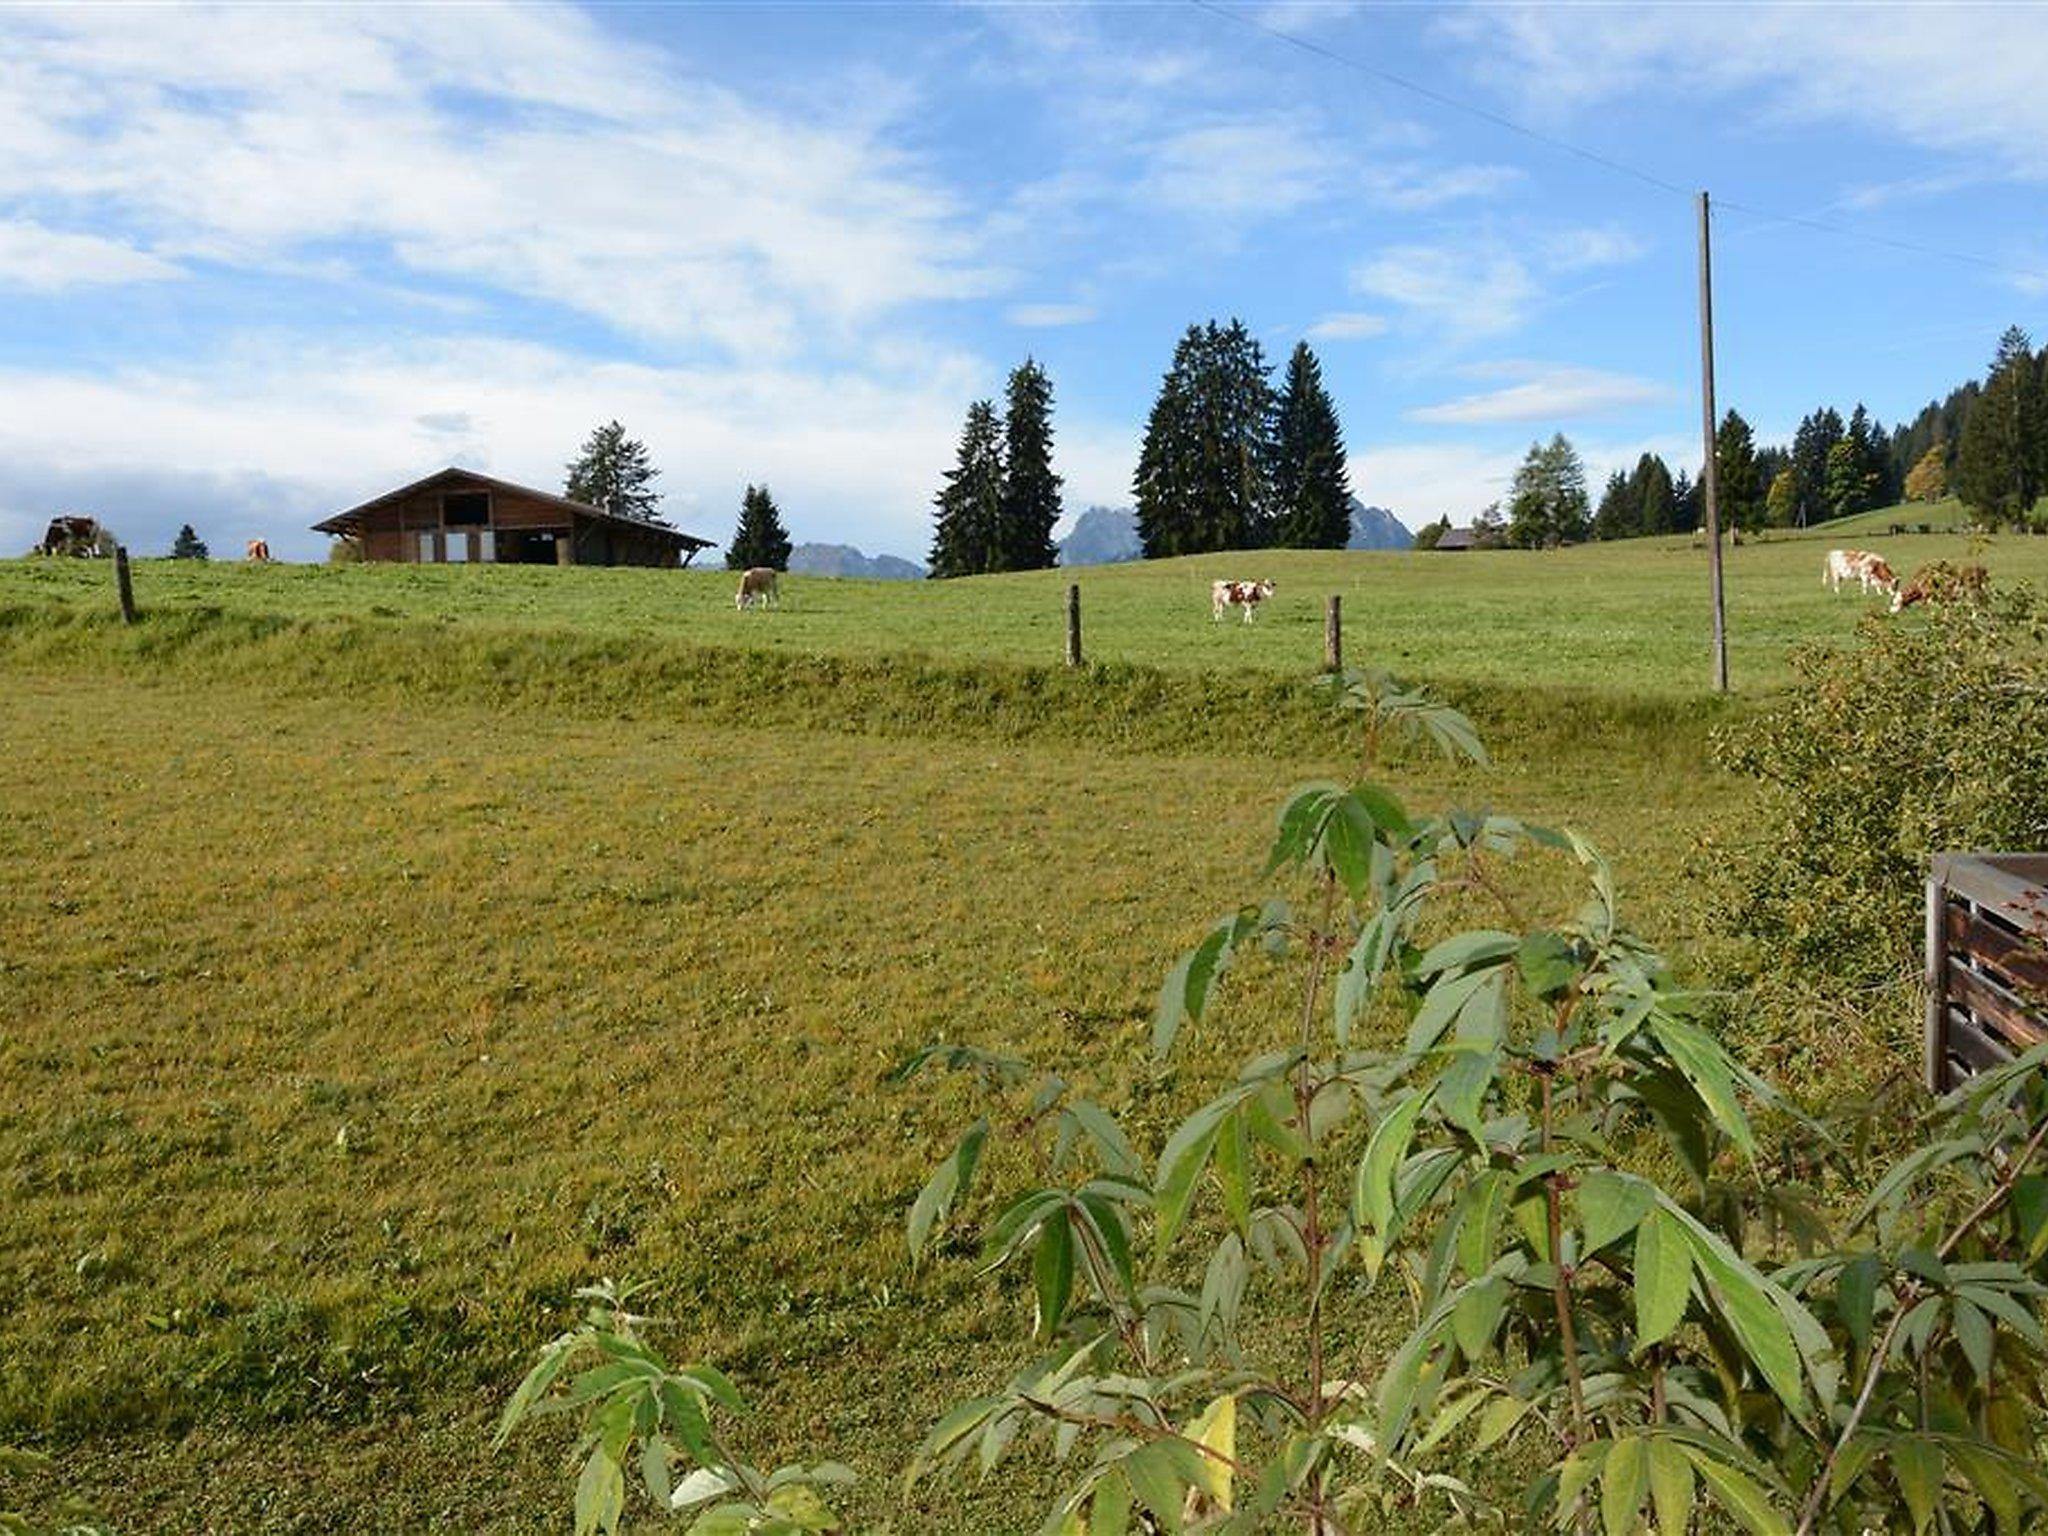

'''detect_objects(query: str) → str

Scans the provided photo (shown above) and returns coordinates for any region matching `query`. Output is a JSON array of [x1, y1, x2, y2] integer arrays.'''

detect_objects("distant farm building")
[[314, 468, 713, 568], [1431, 526, 1480, 551]]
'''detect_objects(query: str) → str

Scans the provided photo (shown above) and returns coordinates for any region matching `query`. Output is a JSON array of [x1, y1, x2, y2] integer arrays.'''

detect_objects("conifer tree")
[[930, 401, 1005, 579], [1591, 469, 1637, 540], [1269, 341, 1351, 548], [1715, 410, 1764, 532], [996, 359, 1062, 571], [1505, 434, 1590, 548], [169, 523, 208, 560], [565, 420, 663, 521], [1631, 453, 1677, 536], [1672, 469, 1701, 532], [1791, 407, 1844, 525], [1956, 326, 2044, 528], [725, 485, 793, 571], [1133, 320, 1274, 556], [1823, 438, 1877, 521]]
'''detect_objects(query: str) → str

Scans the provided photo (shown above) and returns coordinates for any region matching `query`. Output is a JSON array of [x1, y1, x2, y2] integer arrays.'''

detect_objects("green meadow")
[[0, 518, 2019, 1530]]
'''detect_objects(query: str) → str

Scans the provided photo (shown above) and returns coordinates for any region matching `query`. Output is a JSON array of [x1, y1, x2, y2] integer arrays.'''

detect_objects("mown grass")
[[5, 514, 2041, 699], [1, 646, 1747, 1531], [4, 526, 1971, 1531]]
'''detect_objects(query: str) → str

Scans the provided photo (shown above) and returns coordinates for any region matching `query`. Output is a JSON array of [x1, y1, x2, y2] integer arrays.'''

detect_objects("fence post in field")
[[1065, 583, 1082, 668], [1324, 594, 1342, 673], [114, 545, 138, 625]]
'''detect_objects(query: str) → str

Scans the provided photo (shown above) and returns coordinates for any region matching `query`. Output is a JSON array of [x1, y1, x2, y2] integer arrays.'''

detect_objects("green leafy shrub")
[[900, 671, 2048, 1533], [1712, 590, 2048, 983]]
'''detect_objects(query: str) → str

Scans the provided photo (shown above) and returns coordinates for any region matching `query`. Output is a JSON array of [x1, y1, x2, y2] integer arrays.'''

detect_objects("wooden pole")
[[1065, 583, 1082, 668], [114, 544, 138, 625], [1698, 191, 1728, 693], [1324, 594, 1342, 673], [1924, 860, 1950, 1094]]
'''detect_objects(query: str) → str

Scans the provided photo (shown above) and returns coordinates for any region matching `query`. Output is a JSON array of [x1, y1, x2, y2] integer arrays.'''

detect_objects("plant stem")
[[1540, 1071, 1590, 1450], [1297, 873, 1338, 1436], [1792, 1105, 2048, 1536]]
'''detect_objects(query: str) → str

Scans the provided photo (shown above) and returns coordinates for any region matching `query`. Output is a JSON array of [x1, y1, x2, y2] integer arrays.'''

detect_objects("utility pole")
[[1697, 190, 1728, 694]]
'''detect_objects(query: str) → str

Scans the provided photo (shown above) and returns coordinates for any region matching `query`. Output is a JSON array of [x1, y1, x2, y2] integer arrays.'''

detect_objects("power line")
[[1189, 0, 2048, 287]]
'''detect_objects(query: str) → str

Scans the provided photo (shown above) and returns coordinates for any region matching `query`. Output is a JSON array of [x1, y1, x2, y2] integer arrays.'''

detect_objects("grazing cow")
[[735, 566, 779, 610], [244, 539, 272, 562], [35, 516, 110, 557], [1892, 561, 1989, 613], [1211, 578, 1275, 623], [1824, 548, 1896, 597]]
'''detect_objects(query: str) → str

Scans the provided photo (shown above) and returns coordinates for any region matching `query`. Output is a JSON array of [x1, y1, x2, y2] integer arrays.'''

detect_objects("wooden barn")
[[313, 468, 713, 568]]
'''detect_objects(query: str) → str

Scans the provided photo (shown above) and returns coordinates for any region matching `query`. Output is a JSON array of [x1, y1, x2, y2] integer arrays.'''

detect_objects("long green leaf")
[[1647, 1012, 1756, 1161], [1681, 1448, 1789, 1536], [1645, 1440, 1694, 1536], [1354, 1089, 1430, 1235], [1600, 1437, 1647, 1536], [1634, 1208, 1692, 1348], [1033, 1215, 1075, 1338]]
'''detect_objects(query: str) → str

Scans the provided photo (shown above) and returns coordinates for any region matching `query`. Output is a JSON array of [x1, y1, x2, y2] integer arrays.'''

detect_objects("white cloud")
[[1352, 432, 1696, 525], [1351, 244, 1539, 342], [1541, 224, 1648, 272], [0, 5, 992, 354], [1007, 303, 1098, 328], [1307, 311, 1389, 342], [0, 220, 182, 291], [1456, 6, 2048, 180], [1138, 120, 1338, 219], [1407, 363, 1671, 425], [1360, 162, 1522, 212]]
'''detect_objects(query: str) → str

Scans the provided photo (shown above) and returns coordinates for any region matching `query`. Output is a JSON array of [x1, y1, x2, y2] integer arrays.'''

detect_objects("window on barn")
[[443, 490, 490, 527], [417, 531, 437, 562]]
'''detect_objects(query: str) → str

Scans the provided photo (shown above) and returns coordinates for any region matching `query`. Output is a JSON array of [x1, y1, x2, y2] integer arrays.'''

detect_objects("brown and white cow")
[[735, 566, 780, 610], [1211, 578, 1275, 623], [1824, 548, 1896, 597], [244, 538, 272, 562], [1892, 561, 1989, 613]]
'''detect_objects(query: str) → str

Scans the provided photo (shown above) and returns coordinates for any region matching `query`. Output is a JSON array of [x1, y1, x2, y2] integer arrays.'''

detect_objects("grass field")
[[0, 525, 1973, 1530], [3, 506, 2038, 699]]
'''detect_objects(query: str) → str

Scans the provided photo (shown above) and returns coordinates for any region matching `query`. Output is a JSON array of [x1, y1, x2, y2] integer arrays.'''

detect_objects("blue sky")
[[2, 1, 2044, 561]]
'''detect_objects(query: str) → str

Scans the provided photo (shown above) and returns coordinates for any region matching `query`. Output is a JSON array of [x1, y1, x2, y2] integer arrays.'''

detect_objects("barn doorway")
[[503, 530, 564, 565]]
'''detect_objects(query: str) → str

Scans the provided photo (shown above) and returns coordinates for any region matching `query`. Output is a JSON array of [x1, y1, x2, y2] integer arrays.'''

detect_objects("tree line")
[[561, 419, 798, 571], [928, 360, 1063, 578]]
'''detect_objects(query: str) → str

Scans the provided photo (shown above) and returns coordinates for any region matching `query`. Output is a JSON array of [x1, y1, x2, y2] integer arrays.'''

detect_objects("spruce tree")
[[930, 401, 1005, 578], [169, 523, 209, 560], [1270, 341, 1351, 548], [1133, 320, 1274, 557], [1791, 408, 1844, 525], [1823, 438, 1877, 521], [1631, 453, 1677, 535], [725, 485, 793, 571], [565, 420, 663, 521], [996, 359, 1062, 571], [1956, 326, 2044, 528], [1591, 469, 1637, 540], [1672, 470, 1701, 532], [1715, 410, 1763, 532]]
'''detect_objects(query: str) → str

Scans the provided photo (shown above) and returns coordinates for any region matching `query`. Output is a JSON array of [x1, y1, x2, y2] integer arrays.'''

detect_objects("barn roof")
[[312, 466, 713, 549], [1433, 526, 1478, 550]]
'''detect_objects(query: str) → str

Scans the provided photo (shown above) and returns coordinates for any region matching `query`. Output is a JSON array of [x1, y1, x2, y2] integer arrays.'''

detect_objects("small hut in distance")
[[314, 467, 713, 567]]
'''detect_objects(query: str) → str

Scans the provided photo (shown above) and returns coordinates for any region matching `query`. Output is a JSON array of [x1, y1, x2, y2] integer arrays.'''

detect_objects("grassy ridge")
[[6, 522, 2042, 697]]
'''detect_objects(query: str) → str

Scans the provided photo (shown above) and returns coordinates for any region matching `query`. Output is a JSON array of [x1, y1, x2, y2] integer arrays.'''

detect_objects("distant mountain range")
[[1057, 498, 1412, 565], [787, 542, 925, 580]]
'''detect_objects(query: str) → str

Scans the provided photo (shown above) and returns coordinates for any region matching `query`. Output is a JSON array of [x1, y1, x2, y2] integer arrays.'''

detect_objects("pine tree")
[[1506, 434, 1589, 548], [1672, 469, 1701, 533], [996, 359, 1062, 571], [1715, 410, 1763, 532], [1791, 408, 1844, 525], [1843, 405, 1890, 511], [725, 485, 793, 571], [169, 523, 209, 560], [1133, 320, 1275, 557], [1631, 453, 1677, 535], [1955, 326, 2044, 528], [1591, 469, 1637, 540], [930, 401, 1005, 578], [1413, 516, 1451, 550], [1270, 342, 1351, 548], [565, 420, 663, 522], [1903, 443, 1948, 504], [1765, 468, 1801, 528], [1823, 438, 1877, 521]]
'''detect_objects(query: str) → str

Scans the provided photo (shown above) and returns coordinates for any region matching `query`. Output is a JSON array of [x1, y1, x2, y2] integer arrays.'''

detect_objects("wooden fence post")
[[1924, 861, 1949, 1093], [1065, 583, 1082, 668], [1324, 594, 1342, 673], [114, 545, 138, 625]]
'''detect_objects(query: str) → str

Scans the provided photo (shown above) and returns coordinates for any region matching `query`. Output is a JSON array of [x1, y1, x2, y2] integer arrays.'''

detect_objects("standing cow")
[[1824, 548, 1896, 598], [735, 567, 780, 610], [1211, 578, 1275, 623], [245, 539, 273, 562]]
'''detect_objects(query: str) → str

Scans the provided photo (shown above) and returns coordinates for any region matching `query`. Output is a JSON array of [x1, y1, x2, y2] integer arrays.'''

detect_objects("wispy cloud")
[[1306, 311, 1388, 342], [0, 220, 182, 291], [1360, 162, 1522, 212], [0, 5, 992, 355], [1137, 119, 1338, 219], [1007, 302, 1098, 328], [1351, 244, 1540, 342], [1407, 362, 1671, 425], [1541, 224, 1647, 272]]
